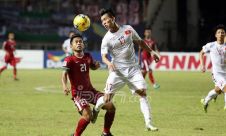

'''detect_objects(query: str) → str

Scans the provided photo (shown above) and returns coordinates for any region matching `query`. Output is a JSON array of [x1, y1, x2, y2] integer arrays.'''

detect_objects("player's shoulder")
[[205, 41, 216, 48], [84, 52, 92, 57]]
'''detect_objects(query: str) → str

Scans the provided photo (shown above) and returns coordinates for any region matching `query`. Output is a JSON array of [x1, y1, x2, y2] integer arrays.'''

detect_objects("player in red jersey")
[[61, 34, 115, 136], [0, 32, 18, 80], [138, 27, 160, 89]]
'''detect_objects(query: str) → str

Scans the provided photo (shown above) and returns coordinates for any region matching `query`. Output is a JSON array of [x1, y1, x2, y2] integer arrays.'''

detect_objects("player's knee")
[[82, 107, 92, 121], [215, 87, 222, 94], [135, 89, 146, 97], [104, 102, 116, 113]]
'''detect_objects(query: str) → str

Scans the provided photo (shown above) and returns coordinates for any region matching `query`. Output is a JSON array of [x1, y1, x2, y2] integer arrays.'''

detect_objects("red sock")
[[0, 66, 7, 73], [148, 72, 155, 84], [103, 111, 115, 134], [75, 118, 90, 136], [13, 67, 17, 79]]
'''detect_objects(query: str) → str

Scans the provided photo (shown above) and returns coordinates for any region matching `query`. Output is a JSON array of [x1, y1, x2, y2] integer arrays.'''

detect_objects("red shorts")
[[72, 89, 103, 112], [141, 58, 153, 72], [4, 54, 16, 66]]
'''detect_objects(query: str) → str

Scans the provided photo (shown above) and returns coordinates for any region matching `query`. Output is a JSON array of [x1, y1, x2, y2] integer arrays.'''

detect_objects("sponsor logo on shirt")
[[125, 30, 131, 35]]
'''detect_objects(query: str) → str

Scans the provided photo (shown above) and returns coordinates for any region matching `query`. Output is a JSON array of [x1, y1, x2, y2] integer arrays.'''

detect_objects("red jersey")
[[141, 39, 156, 60], [3, 40, 16, 56], [63, 53, 96, 97]]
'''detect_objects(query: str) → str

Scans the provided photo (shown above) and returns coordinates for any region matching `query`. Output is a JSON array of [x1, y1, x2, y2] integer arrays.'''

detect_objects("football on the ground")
[[73, 14, 91, 32]]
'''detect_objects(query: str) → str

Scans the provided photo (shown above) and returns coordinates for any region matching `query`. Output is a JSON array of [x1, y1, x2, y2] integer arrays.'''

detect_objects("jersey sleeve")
[[101, 37, 109, 55], [62, 57, 70, 70], [129, 25, 141, 41], [202, 43, 211, 53]]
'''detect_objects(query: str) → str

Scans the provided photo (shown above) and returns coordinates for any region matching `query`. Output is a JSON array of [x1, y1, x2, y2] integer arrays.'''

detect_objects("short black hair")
[[99, 8, 115, 17], [214, 24, 226, 34], [144, 26, 152, 30], [70, 33, 83, 44]]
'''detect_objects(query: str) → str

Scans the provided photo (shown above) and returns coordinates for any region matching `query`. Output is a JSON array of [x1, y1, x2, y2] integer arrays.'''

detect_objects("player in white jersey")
[[62, 31, 75, 56], [200, 24, 226, 112], [92, 9, 160, 135]]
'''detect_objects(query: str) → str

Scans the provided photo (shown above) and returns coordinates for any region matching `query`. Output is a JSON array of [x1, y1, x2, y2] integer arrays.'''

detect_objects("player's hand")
[[153, 54, 160, 63], [107, 63, 116, 71], [63, 87, 70, 95], [95, 61, 100, 69], [200, 65, 206, 73]]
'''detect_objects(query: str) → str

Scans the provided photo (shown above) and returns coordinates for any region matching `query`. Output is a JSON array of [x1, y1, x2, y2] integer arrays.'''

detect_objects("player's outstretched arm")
[[134, 39, 160, 62], [61, 71, 70, 95], [199, 49, 206, 72]]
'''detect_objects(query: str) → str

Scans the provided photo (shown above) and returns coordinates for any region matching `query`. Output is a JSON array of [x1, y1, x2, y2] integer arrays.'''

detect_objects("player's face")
[[71, 37, 84, 52], [101, 14, 115, 30], [215, 29, 225, 42], [8, 33, 15, 40], [144, 29, 151, 38]]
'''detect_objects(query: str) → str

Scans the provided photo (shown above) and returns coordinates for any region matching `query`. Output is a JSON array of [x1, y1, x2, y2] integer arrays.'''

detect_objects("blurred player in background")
[[200, 24, 226, 112], [0, 32, 18, 80], [62, 31, 75, 56], [138, 27, 160, 89], [61, 34, 115, 136], [93, 8, 159, 132]]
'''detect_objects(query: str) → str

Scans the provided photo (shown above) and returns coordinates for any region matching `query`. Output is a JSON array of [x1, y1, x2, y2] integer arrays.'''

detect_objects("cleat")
[[101, 132, 114, 136], [153, 83, 160, 90], [91, 108, 99, 124], [146, 124, 158, 131], [201, 99, 208, 113]]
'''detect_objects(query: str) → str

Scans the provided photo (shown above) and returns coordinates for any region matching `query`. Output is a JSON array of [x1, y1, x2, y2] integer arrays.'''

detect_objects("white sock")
[[204, 89, 218, 105], [94, 96, 105, 111], [139, 97, 152, 126]]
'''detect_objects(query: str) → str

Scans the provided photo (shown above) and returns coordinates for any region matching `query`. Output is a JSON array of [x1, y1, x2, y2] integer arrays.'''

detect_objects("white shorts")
[[212, 72, 226, 91], [104, 66, 147, 94]]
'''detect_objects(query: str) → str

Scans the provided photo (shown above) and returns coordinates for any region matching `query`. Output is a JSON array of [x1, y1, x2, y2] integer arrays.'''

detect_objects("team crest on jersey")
[[77, 85, 84, 90], [125, 30, 131, 35]]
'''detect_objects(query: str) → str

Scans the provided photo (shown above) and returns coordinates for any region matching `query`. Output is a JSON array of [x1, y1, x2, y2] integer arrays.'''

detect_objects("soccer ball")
[[73, 14, 90, 32]]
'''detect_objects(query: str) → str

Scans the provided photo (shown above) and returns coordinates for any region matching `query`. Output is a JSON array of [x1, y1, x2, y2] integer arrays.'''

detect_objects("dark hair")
[[213, 24, 226, 34], [144, 26, 152, 30], [70, 33, 83, 44], [99, 8, 115, 17]]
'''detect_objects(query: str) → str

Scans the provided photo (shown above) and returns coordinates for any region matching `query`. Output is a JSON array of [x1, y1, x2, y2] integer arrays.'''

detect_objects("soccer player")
[[200, 24, 226, 112], [62, 31, 75, 56], [93, 8, 159, 131], [138, 27, 160, 89], [61, 34, 115, 136], [0, 32, 18, 80]]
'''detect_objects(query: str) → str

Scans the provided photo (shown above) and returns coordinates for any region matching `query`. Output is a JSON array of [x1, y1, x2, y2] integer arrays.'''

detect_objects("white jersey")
[[202, 41, 226, 74], [101, 25, 141, 69], [62, 38, 72, 56]]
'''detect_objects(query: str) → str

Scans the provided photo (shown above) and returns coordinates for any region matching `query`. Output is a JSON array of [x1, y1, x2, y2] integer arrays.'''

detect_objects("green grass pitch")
[[0, 69, 226, 136]]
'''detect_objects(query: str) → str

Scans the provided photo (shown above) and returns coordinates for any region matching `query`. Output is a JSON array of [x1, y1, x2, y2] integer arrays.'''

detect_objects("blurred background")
[[0, 0, 226, 52]]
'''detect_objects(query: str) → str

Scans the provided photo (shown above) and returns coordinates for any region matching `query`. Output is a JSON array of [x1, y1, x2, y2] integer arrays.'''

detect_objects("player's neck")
[[216, 40, 224, 45], [73, 51, 84, 58], [110, 23, 119, 33]]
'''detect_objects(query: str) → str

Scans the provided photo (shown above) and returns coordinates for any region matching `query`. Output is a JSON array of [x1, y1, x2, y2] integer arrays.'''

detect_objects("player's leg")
[[148, 69, 160, 89], [201, 87, 221, 112], [101, 102, 116, 136], [127, 67, 158, 131], [0, 65, 7, 74], [72, 97, 91, 136], [11, 58, 18, 80], [136, 89, 158, 131], [94, 71, 124, 111]]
